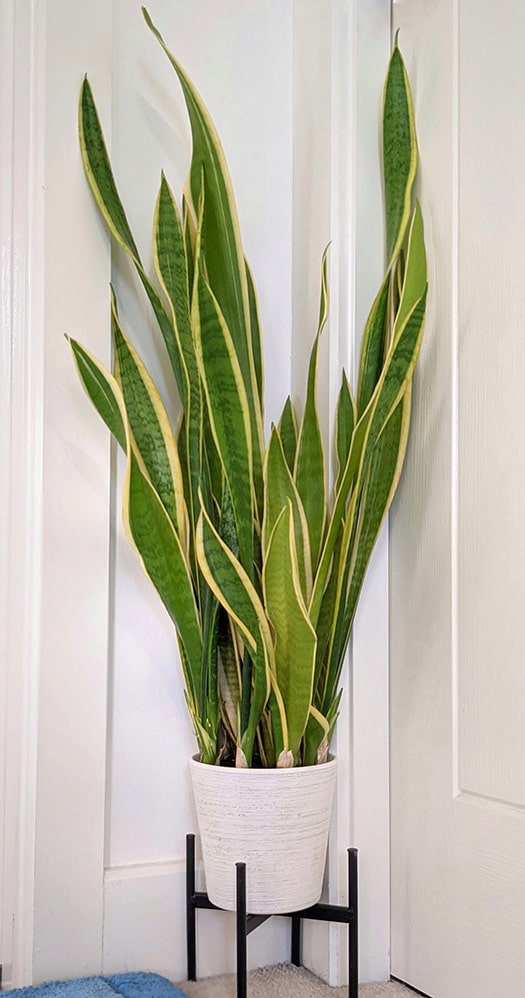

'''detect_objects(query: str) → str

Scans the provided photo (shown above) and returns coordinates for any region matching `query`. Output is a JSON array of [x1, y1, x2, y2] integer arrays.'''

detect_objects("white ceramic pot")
[[189, 755, 337, 914]]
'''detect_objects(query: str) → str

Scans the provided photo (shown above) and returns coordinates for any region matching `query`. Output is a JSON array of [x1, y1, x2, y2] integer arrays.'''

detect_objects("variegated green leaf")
[[256, 707, 277, 768], [303, 705, 330, 767], [182, 190, 196, 294], [263, 503, 317, 760], [78, 77, 139, 259], [111, 293, 185, 536], [310, 212, 426, 625], [356, 276, 390, 417], [123, 446, 202, 708], [154, 174, 203, 536], [68, 337, 126, 451], [294, 249, 329, 571], [310, 286, 426, 627], [367, 290, 426, 447], [383, 38, 418, 267], [217, 613, 241, 744], [263, 427, 312, 600], [392, 201, 426, 342], [336, 371, 357, 491], [324, 387, 412, 714], [278, 396, 298, 474], [245, 257, 264, 407], [196, 504, 275, 765], [153, 174, 194, 400], [78, 77, 184, 396], [200, 590, 219, 754], [143, 10, 263, 458], [193, 268, 256, 578], [311, 542, 340, 696]]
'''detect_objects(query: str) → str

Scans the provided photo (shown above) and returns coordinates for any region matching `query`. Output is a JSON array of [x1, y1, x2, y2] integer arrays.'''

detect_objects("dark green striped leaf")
[[154, 174, 203, 534], [324, 389, 412, 712], [196, 505, 272, 766], [294, 250, 329, 571], [356, 276, 390, 417], [383, 40, 418, 267], [112, 294, 183, 532], [336, 371, 357, 491], [383, 40, 417, 269], [194, 271, 255, 578], [278, 396, 298, 474], [124, 449, 202, 703], [263, 427, 312, 600], [263, 503, 317, 760], [79, 77, 184, 396], [68, 336, 126, 451], [143, 10, 262, 448]]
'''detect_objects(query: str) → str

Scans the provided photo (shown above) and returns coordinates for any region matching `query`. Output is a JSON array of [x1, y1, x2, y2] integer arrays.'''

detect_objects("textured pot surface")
[[190, 756, 337, 914]]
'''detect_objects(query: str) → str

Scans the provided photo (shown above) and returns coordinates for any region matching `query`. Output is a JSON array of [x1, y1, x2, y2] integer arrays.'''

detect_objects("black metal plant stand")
[[185, 833, 358, 998]]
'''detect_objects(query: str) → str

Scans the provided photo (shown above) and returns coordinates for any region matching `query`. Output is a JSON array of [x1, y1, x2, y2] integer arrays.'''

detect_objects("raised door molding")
[[33, 0, 114, 985], [0, 0, 114, 986], [0, 0, 46, 986]]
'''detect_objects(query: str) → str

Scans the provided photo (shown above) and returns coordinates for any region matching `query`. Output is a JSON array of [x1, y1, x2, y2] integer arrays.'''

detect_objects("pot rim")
[[190, 753, 336, 773]]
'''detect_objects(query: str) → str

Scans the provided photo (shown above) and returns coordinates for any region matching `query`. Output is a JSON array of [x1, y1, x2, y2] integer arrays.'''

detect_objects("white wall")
[[1, 0, 391, 988]]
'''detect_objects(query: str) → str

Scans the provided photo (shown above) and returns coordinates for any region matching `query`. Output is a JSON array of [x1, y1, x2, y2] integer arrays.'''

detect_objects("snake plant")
[[69, 10, 426, 769]]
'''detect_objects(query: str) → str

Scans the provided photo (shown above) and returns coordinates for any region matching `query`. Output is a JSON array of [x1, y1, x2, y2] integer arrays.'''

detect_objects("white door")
[[390, 2, 525, 996]]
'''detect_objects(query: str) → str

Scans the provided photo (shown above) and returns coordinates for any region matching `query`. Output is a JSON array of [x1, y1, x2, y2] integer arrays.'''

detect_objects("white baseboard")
[[103, 863, 290, 982]]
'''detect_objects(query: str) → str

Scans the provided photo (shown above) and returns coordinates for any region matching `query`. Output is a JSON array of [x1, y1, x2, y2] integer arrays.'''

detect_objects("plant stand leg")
[[185, 835, 358, 998], [291, 915, 302, 966], [348, 848, 358, 998], [236, 862, 248, 998], [186, 834, 197, 981]]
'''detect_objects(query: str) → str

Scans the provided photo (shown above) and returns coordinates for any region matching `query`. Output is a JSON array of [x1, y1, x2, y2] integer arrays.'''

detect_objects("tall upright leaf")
[[111, 293, 186, 536], [245, 257, 264, 407], [263, 504, 317, 761], [154, 174, 203, 536], [278, 396, 298, 474], [142, 9, 264, 475], [263, 428, 312, 601], [356, 276, 390, 417], [123, 449, 203, 723], [196, 505, 277, 765], [323, 388, 412, 719], [310, 206, 426, 625], [193, 268, 256, 579], [336, 372, 357, 491], [294, 249, 329, 571], [78, 77, 184, 396], [68, 338, 127, 451], [383, 38, 418, 267]]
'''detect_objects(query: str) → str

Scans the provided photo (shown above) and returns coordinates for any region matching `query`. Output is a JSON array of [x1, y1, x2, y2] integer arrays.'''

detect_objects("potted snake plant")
[[69, 9, 426, 913]]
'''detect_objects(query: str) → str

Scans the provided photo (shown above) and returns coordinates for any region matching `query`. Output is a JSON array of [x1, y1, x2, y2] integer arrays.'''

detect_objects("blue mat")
[[9, 972, 187, 998]]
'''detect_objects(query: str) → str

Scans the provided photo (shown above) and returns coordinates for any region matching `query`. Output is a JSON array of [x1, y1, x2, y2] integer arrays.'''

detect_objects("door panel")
[[457, 5, 525, 809], [390, 2, 525, 996]]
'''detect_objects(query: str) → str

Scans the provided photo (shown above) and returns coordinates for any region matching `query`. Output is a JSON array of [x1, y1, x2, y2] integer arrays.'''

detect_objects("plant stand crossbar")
[[185, 834, 358, 998]]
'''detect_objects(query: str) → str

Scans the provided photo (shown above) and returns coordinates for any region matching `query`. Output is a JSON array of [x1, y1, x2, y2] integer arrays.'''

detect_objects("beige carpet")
[[178, 963, 414, 997]]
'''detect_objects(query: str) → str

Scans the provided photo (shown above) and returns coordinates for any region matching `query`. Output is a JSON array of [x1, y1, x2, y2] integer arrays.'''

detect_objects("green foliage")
[[70, 12, 427, 768]]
